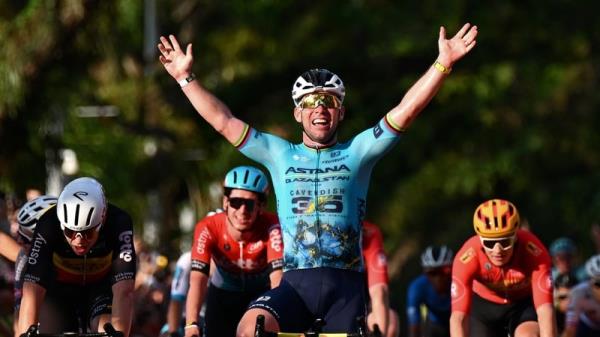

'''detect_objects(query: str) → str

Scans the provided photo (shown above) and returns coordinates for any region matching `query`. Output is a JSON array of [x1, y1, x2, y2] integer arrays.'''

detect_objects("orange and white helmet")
[[473, 199, 520, 238]]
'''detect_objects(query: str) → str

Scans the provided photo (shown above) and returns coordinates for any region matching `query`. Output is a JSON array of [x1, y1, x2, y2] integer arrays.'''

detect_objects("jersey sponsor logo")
[[330, 151, 341, 158], [526, 241, 542, 256], [28, 233, 47, 265], [247, 241, 264, 254], [289, 188, 346, 197], [292, 154, 310, 162], [269, 228, 283, 252], [73, 191, 88, 201], [224, 243, 231, 251], [118, 230, 134, 262], [450, 276, 466, 302], [285, 164, 351, 175], [195, 227, 211, 255], [286, 176, 350, 183], [536, 269, 552, 294], [255, 295, 271, 302], [114, 271, 135, 282], [459, 247, 475, 264], [291, 195, 343, 214], [373, 123, 383, 138]]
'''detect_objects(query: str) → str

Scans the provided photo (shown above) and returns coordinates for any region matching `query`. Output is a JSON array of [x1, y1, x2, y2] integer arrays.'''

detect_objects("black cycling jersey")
[[23, 203, 136, 288]]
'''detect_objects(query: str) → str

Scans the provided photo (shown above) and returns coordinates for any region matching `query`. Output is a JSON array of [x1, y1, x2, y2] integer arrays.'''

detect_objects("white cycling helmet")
[[585, 254, 600, 278], [421, 245, 454, 268], [57, 177, 107, 231], [17, 195, 58, 241], [292, 68, 345, 106]]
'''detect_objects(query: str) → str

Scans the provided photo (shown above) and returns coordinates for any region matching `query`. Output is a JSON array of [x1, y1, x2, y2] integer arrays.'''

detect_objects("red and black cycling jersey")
[[451, 229, 553, 313], [191, 211, 283, 291], [22, 203, 136, 288], [362, 221, 388, 288]]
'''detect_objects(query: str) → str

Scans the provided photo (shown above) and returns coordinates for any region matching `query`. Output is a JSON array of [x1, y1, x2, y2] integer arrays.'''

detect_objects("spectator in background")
[[552, 272, 578, 335], [549, 237, 587, 282]]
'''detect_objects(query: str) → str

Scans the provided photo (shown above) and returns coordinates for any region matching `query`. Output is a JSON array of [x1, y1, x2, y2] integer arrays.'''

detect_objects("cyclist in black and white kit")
[[14, 195, 58, 333], [17, 177, 136, 337]]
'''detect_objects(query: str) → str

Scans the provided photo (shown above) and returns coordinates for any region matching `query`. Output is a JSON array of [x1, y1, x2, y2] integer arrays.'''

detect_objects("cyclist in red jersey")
[[363, 221, 399, 337], [450, 199, 555, 337], [185, 166, 283, 337]]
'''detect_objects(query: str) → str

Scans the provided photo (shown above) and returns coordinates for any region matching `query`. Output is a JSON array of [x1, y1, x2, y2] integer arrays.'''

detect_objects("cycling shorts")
[[248, 267, 367, 333], [423, 317, 450, 337], [203, 283, 268, 337], [469, 293, 537, 337], [575, 320, 600, 337], [39, 280, 112, 332]]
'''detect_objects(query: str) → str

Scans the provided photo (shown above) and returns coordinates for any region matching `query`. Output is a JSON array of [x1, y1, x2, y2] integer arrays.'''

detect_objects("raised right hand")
[[158, 35, 194, 82]]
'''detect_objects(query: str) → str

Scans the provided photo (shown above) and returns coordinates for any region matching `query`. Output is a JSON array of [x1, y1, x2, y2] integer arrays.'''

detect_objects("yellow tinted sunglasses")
[[299, 93, 342, 109]]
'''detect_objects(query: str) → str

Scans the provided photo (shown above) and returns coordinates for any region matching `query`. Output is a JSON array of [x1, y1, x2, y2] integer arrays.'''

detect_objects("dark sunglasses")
[[480, 236, 516, 251], [593, 279, 600, 288], [299, 93, 341, 109], [63, 226, 100, 241], [228, 197, 256, 212]]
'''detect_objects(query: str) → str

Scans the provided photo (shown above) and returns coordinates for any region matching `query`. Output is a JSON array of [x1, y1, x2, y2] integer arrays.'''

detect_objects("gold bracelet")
[[433, 61, 451, 74]]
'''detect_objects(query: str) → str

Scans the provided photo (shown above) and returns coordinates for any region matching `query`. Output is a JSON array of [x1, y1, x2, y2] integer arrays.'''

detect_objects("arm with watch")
[[157, 35, 249, 146], [184, 271, 209, 337]]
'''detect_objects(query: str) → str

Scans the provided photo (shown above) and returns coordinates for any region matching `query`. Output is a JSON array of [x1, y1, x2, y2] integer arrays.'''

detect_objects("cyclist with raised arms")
[[450, 199, 555, 337], [13, 195, 57, 334], [563, 254, 600, 337], [184, 166, 283, 337], [407, 245, 454, 337], [17, 177, 136, 336], [158, 22, 478, 335]]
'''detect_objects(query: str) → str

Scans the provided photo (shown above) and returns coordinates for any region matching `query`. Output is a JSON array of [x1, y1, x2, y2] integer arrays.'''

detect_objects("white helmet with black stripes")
[[421, 245, 454, 268], [17, 195, 58, 241], [57, 177, 107, 231]]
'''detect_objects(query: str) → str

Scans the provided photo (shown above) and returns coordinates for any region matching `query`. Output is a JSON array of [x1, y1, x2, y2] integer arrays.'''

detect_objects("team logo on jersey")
[[536, 269, 553, 294], [269, 228, 282, 252], [484, 262, 492, 270], [247, 241, 264, 254], [255, 295, 271, 302], [526, 242, 542, 256], [450, 276, 466, 301], [459, 247, 475, 264], [373, 123, 383, 138], [118, 230, 134, 262], [224, 243, 231, 251], [330, 151, 341, 158]]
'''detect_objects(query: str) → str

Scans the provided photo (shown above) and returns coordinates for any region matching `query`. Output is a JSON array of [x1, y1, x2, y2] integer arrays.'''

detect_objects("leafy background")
[[2, 0, 599, 330]]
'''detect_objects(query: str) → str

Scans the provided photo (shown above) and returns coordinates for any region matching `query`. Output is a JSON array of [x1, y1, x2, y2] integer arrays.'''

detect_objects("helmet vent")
[[63, 204, 68, 223], [243, 169, 250, 184], [85, 207, 95, 227], [252, 175, 261, 188], [74, 204, 80, 227]]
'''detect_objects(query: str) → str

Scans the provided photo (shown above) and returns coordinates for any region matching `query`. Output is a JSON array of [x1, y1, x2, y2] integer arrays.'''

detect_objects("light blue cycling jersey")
[[237, 115, 402, 271], [406, 274, 451, 326]]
